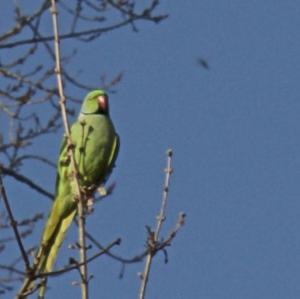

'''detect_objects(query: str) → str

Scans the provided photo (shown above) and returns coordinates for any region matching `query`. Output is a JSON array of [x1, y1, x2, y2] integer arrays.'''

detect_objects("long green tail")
[[36, 201, 76, 298]]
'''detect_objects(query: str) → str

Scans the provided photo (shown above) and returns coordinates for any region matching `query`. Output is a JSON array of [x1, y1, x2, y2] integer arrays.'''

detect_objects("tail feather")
[[38, 280, 47, 299], [37, 208, 76, 298], [44, 209, 76, 272]]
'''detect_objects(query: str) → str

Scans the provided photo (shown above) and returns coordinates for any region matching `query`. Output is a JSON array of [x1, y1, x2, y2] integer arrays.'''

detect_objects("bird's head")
[[81, 89, 109, 115]]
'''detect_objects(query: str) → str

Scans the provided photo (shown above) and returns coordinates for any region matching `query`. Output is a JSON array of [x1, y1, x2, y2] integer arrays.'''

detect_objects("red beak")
[[98, 95, 108, 113]]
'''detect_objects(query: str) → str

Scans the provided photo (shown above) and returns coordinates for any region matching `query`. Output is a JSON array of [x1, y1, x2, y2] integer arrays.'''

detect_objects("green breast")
[[74, 113, 117, 188]]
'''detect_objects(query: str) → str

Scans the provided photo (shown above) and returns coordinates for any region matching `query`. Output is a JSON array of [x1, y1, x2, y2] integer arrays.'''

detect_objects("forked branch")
[[138, 149, 185, 299]]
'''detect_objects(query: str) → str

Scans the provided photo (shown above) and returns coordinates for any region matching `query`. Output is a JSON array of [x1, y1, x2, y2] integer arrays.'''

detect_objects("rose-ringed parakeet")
[[31, 89, 119, 298]]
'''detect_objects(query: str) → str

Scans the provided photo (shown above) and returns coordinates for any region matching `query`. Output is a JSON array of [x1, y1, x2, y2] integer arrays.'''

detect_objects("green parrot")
[[31, 89, 119, 298]]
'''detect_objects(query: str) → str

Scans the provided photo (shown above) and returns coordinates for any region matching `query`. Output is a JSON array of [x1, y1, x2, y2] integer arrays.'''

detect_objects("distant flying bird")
[[24, 89, 120, 298], [197, 57, 209, 70]]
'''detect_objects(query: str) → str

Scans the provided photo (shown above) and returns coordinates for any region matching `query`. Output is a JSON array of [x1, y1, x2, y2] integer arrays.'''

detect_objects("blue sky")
[[2, 1, 300, 298]]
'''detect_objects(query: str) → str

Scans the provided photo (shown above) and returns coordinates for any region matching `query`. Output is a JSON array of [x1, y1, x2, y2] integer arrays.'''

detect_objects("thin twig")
[[0, 264, 25, 276], [85, 230, 148, 264], [50, 1, 89, 298], [154, 149, 173, 239], [36, 238, 121, 279], [0, 13, 167, 49], [0, 175, 31, 272], [0, 165, 53, 199], [138, 149, 174, 299]]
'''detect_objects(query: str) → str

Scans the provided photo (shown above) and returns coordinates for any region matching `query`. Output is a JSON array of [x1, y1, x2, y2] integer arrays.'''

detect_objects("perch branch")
[[50, 1, 89, 298]]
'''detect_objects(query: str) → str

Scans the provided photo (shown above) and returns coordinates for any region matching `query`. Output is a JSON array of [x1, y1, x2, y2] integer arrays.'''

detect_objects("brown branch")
[[0, 0, 50, 43], [16, 239, 120, 298], [0, 12, 167, 49], [0, 264, 25, 276], [50, 1, 89, 298], [138, 149, 174, 299], [0, 175, 31, 272], [0, 228, 33, 244], [154, 149, 173, 238], [36, 238, 121, 279], [0, 165, 53, 200], [85, 230, 148, 265], [0, 213, 43, 229], [14, 155, 56, 169], [155, 212, 186, 254]]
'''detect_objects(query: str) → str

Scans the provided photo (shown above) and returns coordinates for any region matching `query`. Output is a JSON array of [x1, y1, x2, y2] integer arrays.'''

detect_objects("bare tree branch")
[[36, 238, 120, 279], [0, 175, 31, 272], [138, 149, 183, 299], [0, 165, 53, 200], [50, 1, 89, 298], [0, 10, 167, 49]]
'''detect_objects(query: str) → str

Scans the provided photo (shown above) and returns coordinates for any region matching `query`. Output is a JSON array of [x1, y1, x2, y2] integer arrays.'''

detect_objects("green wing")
[[104, 132, 120, 183]]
